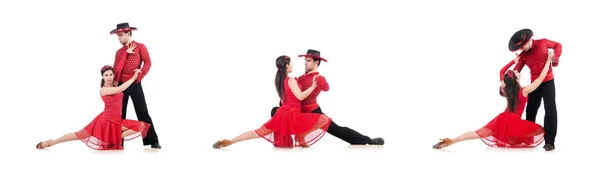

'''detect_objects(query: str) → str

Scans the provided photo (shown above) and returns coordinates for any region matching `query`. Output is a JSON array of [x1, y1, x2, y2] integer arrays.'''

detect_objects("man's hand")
[[126, 43, 137, 54]]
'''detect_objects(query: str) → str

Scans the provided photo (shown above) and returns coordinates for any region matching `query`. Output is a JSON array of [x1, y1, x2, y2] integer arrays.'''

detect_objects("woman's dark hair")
[[275, 55, 291, 100], [503, 70, 521, 113], [101, 65, 115, 87]]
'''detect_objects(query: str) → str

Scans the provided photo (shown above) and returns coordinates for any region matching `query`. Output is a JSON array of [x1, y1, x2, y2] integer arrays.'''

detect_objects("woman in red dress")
[[433, 53, 553, 149], [212, 55, 332, 148], [35, 65, 151, 150]]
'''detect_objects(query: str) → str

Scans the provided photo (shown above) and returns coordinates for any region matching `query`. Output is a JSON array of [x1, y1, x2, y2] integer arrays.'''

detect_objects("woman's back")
[[280, 77, 302, 109], [505, 87, 528, 115]]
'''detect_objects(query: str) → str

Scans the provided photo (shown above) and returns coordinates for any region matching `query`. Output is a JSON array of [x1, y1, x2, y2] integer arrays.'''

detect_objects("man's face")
[[520, 40, 533, 51], [117, 32, 130, 44], [304, 57, 319, 71]]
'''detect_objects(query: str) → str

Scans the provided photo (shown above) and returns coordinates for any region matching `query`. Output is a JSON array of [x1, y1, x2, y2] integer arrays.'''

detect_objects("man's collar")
[[521, 39, 536, 52], [122, 40, 136, 47], [304, 71, 319, 75]]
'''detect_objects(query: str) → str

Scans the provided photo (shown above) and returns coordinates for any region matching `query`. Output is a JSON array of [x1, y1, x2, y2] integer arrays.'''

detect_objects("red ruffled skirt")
[[75, 112, 150, 150], [255, 106, 331, 147], [476, 112, 545, 148]]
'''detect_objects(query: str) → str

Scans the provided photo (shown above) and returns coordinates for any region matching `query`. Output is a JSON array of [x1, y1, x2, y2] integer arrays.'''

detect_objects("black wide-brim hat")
[[298, 49, 328, 62], [508, 29, 533, 51], [110, 22, 138, 35]]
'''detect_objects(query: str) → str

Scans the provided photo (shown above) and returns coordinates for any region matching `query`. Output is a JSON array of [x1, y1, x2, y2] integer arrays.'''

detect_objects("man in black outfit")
[[507, 29, 562, 151], [111, 23, 161, 149]]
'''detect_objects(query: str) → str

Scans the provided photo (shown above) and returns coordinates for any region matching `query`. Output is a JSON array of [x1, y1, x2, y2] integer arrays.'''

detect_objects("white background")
[[0, 0, 598, 172]]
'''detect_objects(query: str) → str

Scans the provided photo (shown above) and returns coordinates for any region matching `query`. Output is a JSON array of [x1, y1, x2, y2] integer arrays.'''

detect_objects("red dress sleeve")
[[500, 60, 515, 81], [499, 60, 516, 97]]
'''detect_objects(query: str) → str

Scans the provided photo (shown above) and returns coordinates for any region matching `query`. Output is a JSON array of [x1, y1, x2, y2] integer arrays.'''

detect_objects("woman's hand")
[[311, 74, 320, 88], [132, 69, 141, 79], [547, 51, 555, 62]]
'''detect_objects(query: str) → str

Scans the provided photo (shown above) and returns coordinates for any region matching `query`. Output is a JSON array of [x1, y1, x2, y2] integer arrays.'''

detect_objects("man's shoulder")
[[134, 41, 147, 47], [534, 38, 559, 44], [310, 72, 326, 80], [316, 73, 326, 79]]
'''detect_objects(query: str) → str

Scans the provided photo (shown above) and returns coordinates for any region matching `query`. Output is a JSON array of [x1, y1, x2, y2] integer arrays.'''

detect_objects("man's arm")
[[137, 44, 152, 83], [317, 76, 329, 91], [544, 39, 562, 66]]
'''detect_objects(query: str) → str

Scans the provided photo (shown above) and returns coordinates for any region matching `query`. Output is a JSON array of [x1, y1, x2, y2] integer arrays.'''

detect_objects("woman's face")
[[103, 70, 114, 86], [286, 61, 293, 73]]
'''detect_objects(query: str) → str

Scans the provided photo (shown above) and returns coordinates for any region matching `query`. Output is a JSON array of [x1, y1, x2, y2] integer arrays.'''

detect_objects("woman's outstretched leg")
[[433, 131, 482, 149], [213, 130, 260, 149], [122, 128, 138, 137], [36, 132, 78, 149]]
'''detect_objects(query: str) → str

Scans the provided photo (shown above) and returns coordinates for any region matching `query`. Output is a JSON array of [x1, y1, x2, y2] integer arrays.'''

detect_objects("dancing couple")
[[432, 29, 562, 151], [213, 50, 384, 148], [36, 23, 161, 150]]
